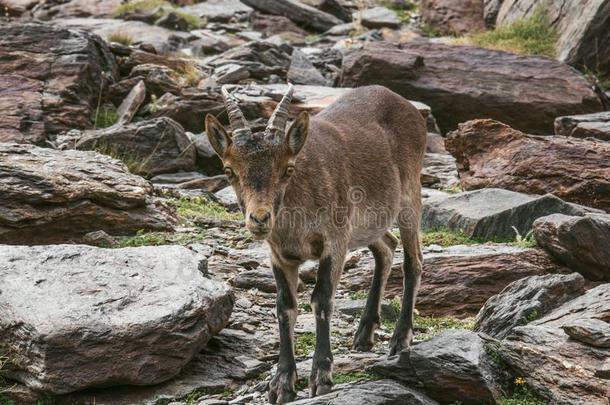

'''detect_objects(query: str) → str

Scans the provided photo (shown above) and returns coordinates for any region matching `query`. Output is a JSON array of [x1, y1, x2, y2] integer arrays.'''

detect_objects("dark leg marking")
[[310, 256, 334, 397]]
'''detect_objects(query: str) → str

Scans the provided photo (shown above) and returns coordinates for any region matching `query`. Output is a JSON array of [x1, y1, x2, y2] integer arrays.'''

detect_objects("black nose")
[[250, 211, 271, 226]]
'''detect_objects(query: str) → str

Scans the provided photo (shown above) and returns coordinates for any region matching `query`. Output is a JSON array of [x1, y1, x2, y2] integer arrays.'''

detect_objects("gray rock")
[[562, 319, 610, 348], [0, 143, 176, 244], [240, 0, 343, 32], [420, 0, 486, 35], [422, 152, 458, 189], [422, 188, 597, 241], [0, 245, 234, 394], [288, 49, 329, 86], [354, 6, 401, 29], [335, 299, 399, 321], [75, 117, 197, 178], [115, 80, 146, 126], [497, 284, 610, 404], [179, 0, 253, 23], [495, 0, 610, 74], [533, 213, 610, 281], [232, 269, 304, 293], [555, 111, 610, 141], [290, 379, 439, 405], [301, 0, 351, 22], [475, 273, 586, 339], [215, 187, 240, 211], [371, 330, 501, 404]]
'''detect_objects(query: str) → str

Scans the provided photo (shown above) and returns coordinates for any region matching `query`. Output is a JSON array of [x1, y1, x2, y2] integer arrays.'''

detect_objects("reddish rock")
[[420, 0, 486, 35], [341, 42, 604, 134], [446, 119, 610, 211]]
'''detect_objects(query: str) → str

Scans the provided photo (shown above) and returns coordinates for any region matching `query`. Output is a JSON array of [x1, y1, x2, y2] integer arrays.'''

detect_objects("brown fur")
[[206, 85, 426, 404]]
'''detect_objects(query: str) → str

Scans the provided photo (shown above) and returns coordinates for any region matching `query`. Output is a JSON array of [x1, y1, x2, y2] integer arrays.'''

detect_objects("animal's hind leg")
[[389, 204, 423, 356], [353, 231, 398, 351]]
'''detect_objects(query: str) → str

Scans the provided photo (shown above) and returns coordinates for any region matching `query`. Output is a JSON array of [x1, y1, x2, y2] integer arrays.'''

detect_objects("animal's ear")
[[205, 114, 231, 157], [285, 111, 309, 156]]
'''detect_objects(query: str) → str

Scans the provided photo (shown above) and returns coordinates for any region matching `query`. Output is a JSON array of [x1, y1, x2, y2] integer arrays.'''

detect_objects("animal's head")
[[205, 85, 309, 240]]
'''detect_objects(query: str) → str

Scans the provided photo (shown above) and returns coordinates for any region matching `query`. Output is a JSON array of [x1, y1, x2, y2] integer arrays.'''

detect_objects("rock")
[[533, 213, 610, 281], [562, 319, 610, 348], [371, 330, 501, 404], [31, 0, 122, 19], [422, 152, 458, 189], [232, 269, 305, 293], [179, 0, 253, 23], [483, 0, 502, 27], [474, 273, 586, 339], [0, 143, 176, 244], [301, 0, 351, 22], [341, 244, 569, 318], [240, 0, 343, 32], [445, 119, 610, 211], [422, 188, 596, 241], [354, 6, 401, 29], [0, 22, 118, 144], [555, 111, 610, 141], [496, 284, 610, 404], [420, 0, 486, 35], [53, 17, 189, 54], [288, 49, 330, 86], [495, 0, 610, 73], [290, 380, 438, 404], [0, 245, 234, 394], [334, 299, 399, 321], [115, 80, 147, 126], [341, 42, 603, 134], [215, 187, 240, 211], [251, 11, 309, 38], [188, 132, 225, 176], [75, 117, 197, 178], [128, 63, 185, 97], [148, 91, 225, 134]]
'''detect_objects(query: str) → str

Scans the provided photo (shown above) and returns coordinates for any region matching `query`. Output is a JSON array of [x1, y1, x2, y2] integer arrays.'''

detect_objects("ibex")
[[205, 84, 426, 403]]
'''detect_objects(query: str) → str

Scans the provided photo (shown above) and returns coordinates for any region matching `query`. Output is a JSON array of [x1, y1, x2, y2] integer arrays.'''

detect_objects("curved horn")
[[221, 86, 250, 137], [266, 83, 294, 134]]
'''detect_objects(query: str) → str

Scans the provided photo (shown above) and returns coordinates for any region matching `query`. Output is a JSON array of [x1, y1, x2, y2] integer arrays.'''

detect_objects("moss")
[[299, 302, 312, 313], [114, 229, 206, 248], [333, 370, 379, 384], [383, 314, 475, 341], [464, 8, 557, 57], [421, 229, 478, 247], [348, 291, 369, 300], [169, 197, 242, 222], [295, 332, 317, 356], [499, 382, 545, 405]]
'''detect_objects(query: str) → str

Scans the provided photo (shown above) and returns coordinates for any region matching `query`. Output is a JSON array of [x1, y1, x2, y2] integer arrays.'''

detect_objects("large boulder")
[[533, 213, 610, 281], [75, 117, 198, 178], [422, 188, 596, 241], [0, 22, 118, 144], [555, 111, 610, 141], [341, 244, 569, 318], [446, 119, 610, 211], [178, 0, 253, 23], [0, 143, 176, 244], [371, 330, 502, 404], [420, 0, 486, 35], [290, 380, 438, 405], [495, 0, 610, 73], [0, 244, 234, 394], [240, 0, 343, 31], [496, 284, 610, 404], [341, 42, 603, 134], [474, 273, 586, 339]]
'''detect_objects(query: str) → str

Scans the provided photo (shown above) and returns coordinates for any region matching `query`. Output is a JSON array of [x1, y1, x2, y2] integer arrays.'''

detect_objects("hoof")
[[268, 370, 297, 404]]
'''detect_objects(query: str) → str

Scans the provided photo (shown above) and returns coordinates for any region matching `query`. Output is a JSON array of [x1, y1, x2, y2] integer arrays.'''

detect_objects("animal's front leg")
[[269, 261, 300, 404], [310, 245, 346, 397]]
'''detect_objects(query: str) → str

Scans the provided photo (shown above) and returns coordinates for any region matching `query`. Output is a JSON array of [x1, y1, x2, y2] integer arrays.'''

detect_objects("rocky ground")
[[1, 0, 609, 404]]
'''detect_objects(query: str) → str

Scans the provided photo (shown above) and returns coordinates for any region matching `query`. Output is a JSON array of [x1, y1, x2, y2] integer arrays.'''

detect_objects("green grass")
[[333, 370, 379, 384], [377, 0, 416, 24], [107, 32, 133, 46], [420, 229, 477, 247], [295, 332, 316, 356], [348, 291, 369, 300], [499, 381, 545, 405], [93, 141, 146, 174], [93, 104, 118, 129], [114, 0, 201, 30], [382, 312, 475, 342], [169, 197, 242, 222], [174, 10, 202, 30], [511, 227, 537, 249], [463, 8, 557, 57], [114, 229, 206, 248]]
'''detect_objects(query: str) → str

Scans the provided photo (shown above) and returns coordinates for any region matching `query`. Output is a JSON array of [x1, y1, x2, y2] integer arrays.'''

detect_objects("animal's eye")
[[285, 166, 295, 177], [224, 167, 234, 178]]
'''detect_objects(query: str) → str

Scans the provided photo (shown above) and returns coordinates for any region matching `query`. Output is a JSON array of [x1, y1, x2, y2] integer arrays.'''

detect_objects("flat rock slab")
[[533, 213, 610, 281], [241, 0, 343, 31], [555, 111, 610, 141], [0, 245, 234, 394], [475, 273, 586, 339], [371, 330, 501, 404], [0, 22, 118, 144], [497, 284, 610, 404], [422, 188, 595, 241], [446, 119, 610, 212], [355, 6, 401, 29], [341, 42, 603, 134], [0, 143, 176, 244], [179, 0, 253, 22], [290, 379, 438, 405]]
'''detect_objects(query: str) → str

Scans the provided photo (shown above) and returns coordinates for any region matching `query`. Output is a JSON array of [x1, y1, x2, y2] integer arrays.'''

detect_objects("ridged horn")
[[221, 86, 250, 137], [266, 83, 294, 134]]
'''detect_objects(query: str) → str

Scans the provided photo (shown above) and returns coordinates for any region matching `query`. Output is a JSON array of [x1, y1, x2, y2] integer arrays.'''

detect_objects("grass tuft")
[[382, 313, 475, 342], [114, 0, 170, 18], [93, 104, 118, 129], [499, 379, 545, 405], [295, 332, 316, 357], [114, 229, 206, 248], [511, 227, 537, 249], [169, 197, 242, 222], [107, 32, 133, 46], [460, 8, 557, 57], [421, 229, 477, 247], [333, 370, 379, 384]]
